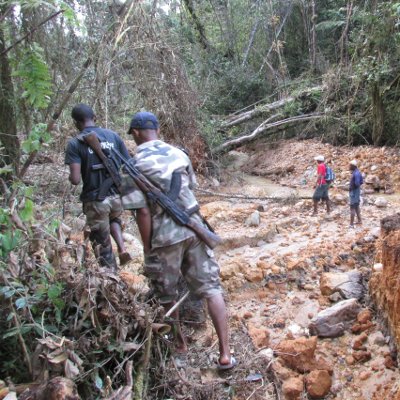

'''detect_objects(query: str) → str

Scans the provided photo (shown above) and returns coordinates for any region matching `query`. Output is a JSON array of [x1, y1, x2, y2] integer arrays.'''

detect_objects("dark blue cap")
[[130, 111, 159, 130]]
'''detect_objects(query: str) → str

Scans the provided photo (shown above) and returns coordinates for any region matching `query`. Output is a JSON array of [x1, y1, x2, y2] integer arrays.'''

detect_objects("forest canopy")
[[1, 0, 400, 179]]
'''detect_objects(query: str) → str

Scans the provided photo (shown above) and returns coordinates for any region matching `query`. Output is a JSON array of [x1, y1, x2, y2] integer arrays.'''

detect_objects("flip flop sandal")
[[217, 356, 237, 371]]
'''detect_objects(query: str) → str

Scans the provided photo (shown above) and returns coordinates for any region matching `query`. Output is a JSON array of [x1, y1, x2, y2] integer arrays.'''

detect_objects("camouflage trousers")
[[144, 236, 222, 304], [83, 195, 123, 269]]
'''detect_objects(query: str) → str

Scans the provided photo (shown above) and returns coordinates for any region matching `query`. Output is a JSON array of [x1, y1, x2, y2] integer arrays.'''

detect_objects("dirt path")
[[153, 151, 399, 399], [20, 140, 400, 399]]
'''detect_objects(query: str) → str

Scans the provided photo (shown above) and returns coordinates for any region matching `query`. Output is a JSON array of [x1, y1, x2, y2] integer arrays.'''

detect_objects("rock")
[[320, 270, 364, 299], [259, 348, 274, 362], [384, 355, 397, 369], [329, 292, 343, 302], [247, 323, 270, 349], [370, 214, 400, 348], [357, 309, 372, 324], [331, 193, 347, 205], [359, 370, 372, 380], [211, 178, 220, 187], [330, 382, 343, 395], [276, 336, 317, 372], [257, 260, 269, 270], [245, 210, 260, 227], [220, 257, 249, 280], [307, 356, 334, 374], [271, 265, 281, 274], [352, 332, 368, 350], [374, 197, 388, 208], [373, 263, 383, 272], [352, 350, 371, 363], [122, 232, 136, 242], [304, 284, 313, 290], [245, 269, 264, 283], [363, 235, 375, 243], [371, 227, 381, 238], [345, 355, 355, 365], [368, 331, 386, 347], [365, 174, 380, 188], [271, 359, 295, 382], [282, 377, 304, 400], [351, 320, 374, 334], [308, 299, 362, 338], [306, 370, 332, 398], [272, 318, 286, 328], [287, 323, 307, 338]]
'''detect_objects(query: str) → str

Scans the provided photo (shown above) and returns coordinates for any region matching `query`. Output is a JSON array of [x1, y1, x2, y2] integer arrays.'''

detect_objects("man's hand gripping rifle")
[[83, 132, 222, 250]]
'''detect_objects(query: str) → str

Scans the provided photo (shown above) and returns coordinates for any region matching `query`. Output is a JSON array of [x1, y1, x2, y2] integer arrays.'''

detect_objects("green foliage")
[[202, 59, 271, 114], [21, 123, 52, 154], [12, 44, 53, 109]]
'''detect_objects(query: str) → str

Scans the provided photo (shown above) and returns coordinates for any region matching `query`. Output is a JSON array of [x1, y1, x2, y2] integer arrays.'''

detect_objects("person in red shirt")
[[312, 155, 331, 215]]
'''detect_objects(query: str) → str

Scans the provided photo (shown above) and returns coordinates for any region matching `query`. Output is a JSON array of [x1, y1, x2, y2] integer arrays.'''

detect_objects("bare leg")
[[356, 205, 362, 224], [350, 207, 355, 226], [110, 221, 132, 265], [206, 293, 230, 365], [313, 200, 318, 215], [326, 198, 331, 214], [110, 221, 125, 253], [165, 301, 187, 353]]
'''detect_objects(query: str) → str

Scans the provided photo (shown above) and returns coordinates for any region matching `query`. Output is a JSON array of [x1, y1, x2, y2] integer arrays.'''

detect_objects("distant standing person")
[[349, 159, 363, 227], [65, 104, 132, 270], [312, 155, 331, 215]]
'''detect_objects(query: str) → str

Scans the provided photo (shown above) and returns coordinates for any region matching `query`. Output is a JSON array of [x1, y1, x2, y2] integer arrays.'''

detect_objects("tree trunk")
[[339, 0, 354, 66], [310, 0, 317, 72], [0, 23, 19, 177], [182, 0, 210, 51], [371, 82, 384, 145]]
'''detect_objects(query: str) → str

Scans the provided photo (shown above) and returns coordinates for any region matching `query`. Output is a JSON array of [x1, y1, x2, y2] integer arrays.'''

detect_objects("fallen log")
[[213, 113, 323, 154], [195, 188, 312, 201], [221, 98, 291, 128], [221, 85, 325, 129]]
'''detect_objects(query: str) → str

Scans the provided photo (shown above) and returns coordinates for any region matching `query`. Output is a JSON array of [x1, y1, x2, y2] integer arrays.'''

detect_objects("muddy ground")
[[22, 138, 400, 399]]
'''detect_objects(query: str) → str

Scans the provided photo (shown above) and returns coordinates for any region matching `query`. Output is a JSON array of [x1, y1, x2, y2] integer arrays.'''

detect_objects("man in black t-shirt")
[[65, 104, 131, 269]]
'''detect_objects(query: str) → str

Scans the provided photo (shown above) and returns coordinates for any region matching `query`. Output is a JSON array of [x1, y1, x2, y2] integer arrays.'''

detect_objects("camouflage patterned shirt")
[[121, 140, 205, 248]]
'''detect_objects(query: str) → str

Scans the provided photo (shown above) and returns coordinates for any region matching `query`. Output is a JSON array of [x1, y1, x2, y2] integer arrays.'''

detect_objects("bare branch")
[[1, 10, 64, 56]]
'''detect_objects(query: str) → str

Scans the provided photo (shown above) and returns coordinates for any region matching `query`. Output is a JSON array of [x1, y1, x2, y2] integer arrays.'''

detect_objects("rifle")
[[82, 132, 122, 194], [83, 133, 222, 249]]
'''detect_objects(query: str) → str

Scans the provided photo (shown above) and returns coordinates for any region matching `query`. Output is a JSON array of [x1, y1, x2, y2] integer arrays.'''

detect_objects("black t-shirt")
[[65, 126, 130, 202]]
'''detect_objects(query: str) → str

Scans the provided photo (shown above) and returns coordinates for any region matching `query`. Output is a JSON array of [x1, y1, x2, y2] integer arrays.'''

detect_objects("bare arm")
[[69, 163, 81, 185], [135, 207, 152, 254]]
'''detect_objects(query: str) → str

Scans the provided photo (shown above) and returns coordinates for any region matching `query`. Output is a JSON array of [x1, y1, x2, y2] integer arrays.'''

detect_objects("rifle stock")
[[186, 219, 222, 249], [83, 132, 108, 162]]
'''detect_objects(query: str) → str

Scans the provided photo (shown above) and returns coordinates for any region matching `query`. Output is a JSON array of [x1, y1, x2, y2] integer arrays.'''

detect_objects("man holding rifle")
[[121, 111, 235, 369], [65, 104, 132, 270]]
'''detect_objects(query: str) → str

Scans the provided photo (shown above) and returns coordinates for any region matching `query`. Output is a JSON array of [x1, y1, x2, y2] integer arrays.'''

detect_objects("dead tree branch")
[[221, 85, 324, 129], [214, 113, 323, 154]]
